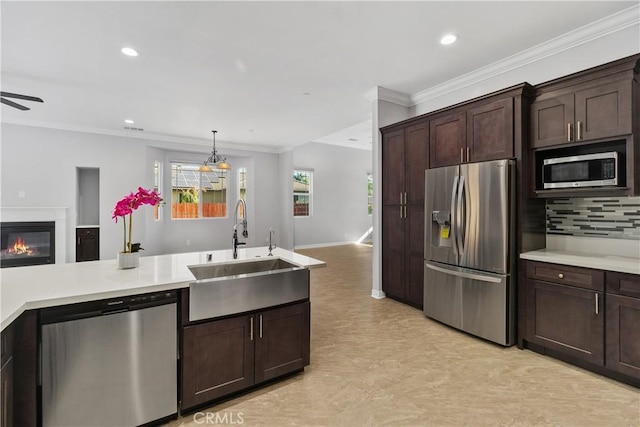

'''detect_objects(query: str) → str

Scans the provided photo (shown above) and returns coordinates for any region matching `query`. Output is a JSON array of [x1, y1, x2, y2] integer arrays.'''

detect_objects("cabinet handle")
[[595, 293, 599, 315], [577, 121, 582, 140], [460, 148, 464, 163], [400, 206, 403, 218], [400, 192, 403, 205], [567, 123, 572, 142], [403, 206, 407, 218], [259, 315, 263, 338], [250, 317, 254, 341], [466, 147, 470, 162], [404, 192, 407, 205], [558, 273, 564, 279]]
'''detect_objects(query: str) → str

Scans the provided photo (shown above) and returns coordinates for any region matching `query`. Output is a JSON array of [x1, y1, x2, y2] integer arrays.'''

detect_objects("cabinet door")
[[531, 93, 574, 148], [430, 112, 466, 168], [467, 98, 514, 162], [575, 79, 632, 141], [255, 302, 310, 384], [382, 205, 405, 300], [404, 204, 424, 308], [404, 121, 429, 205], [76, 228, 99, 262], [526, 280, 603, 365], [1, 357, 13, 427], [606, 294, 640, 379], [382, 129, 405, 205], [181, 315, 254, 410]]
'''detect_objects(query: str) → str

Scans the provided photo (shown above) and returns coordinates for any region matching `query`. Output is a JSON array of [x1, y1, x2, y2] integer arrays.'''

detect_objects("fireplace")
[[1, 221, 55, 268]]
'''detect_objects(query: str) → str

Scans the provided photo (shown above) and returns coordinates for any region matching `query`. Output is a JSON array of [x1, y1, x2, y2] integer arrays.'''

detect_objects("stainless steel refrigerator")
[[424, 159, 515, 346]]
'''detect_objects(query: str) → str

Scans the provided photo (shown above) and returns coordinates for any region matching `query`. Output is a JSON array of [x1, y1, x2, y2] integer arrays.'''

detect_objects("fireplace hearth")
[[1, 221, 55, 268]]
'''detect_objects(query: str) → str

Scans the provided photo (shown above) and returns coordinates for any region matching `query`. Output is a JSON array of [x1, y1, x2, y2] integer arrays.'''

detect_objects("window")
[[154, 161, 162, 221], [171, 162, 227, 219], [367, 173, 373, 215], [293, 170, 312, 217], [238, 167, 247, 217]]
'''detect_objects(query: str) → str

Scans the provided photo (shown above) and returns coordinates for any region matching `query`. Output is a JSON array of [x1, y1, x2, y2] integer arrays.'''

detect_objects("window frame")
[[293, 169, 312, 218], [170, 161, 229, 220]]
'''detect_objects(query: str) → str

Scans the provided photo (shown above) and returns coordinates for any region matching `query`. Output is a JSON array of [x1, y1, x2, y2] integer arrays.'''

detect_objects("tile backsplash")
[[546, 197, 640, 240]]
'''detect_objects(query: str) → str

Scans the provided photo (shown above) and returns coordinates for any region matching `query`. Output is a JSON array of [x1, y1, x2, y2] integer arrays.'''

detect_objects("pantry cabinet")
[[381, 121, 429, 308]]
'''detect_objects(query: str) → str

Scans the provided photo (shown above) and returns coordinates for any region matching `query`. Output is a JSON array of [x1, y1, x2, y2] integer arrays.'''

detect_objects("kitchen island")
[[0, 246, 325, 426]]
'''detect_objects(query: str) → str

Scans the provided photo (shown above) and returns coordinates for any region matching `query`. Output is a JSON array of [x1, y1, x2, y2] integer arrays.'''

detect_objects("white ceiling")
[[1, 1, 636, 153]]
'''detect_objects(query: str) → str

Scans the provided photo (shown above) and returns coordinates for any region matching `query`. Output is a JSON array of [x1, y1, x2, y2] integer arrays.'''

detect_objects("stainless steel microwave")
[[543, 152, 619, 189]]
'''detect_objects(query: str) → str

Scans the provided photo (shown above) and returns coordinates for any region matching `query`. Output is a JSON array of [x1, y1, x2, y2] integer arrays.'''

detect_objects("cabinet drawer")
[[76, 228, 98, 237], [606, 271, 640, 298], [526, 261, 604, 291]]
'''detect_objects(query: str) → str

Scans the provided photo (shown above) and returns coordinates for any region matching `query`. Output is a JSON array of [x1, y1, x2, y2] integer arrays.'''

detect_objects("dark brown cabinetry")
[[532, 79, 632, 148], [521, 260, 640, 385], [182, 314, 254, 410], [429, 112, 465, 168], [181, 301, 310, 411], [76, 227, 99, 262], [525, 261, 604, 365], [0, 311, 37, 427], [529, 54, 640, 197], [1, 323, 14, 427], [430, 95, 515, 168], [381, 121, 429, 308], [605, 272, 640, 379]]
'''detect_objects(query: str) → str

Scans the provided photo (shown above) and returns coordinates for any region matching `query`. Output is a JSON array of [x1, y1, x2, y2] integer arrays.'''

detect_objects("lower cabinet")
[[522, 260, 639, 384], [1, 358, 14, 427], [605, 272, 640, 378], [526, 279, 603, 365], [76, 227, 99, 262], [181, 301, 310, 411]]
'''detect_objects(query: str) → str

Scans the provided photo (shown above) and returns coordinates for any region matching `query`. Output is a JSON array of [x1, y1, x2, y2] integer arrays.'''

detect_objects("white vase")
[[117, 252, 139, 269]]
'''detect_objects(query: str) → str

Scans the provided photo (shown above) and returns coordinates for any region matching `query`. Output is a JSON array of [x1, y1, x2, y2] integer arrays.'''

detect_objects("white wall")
[[411, 25, 640, 116], [292, 142, 372, 248], [1, 124, 284, 260]]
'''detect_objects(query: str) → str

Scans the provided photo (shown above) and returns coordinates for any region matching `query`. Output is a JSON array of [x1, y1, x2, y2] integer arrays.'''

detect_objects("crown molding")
[[1, 117, 284, 154], [363, 86, 412, 107], [411, 4, 640, 106]]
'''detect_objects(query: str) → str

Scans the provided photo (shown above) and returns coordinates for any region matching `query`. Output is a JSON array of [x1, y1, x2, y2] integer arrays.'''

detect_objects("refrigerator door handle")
[[450, 175, 459, 256], [456, 176, 465, 255], [426, 263, 502, 283]]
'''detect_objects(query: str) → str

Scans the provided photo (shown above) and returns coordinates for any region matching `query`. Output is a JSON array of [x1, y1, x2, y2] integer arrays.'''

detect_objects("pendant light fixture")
[[199, 130, 231, 172]]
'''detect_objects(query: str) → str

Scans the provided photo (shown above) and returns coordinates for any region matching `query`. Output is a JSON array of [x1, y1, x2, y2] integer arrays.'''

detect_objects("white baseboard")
[[371, 289, 386, 299], [294, 241, 354, 250]]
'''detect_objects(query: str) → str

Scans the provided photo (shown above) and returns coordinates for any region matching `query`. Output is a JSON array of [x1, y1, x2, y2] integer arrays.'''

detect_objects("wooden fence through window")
[[172, 203, 227, 218]]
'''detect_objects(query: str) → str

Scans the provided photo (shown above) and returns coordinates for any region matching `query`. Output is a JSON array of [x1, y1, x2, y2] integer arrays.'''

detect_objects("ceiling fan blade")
[[0, 91, 44, 103], [1, 97, 29, 111]]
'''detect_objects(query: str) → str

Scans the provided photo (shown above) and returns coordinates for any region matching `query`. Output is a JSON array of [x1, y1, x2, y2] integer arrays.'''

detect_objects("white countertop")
[[0, 246, 325, 331], [520, 249, 640, 275]]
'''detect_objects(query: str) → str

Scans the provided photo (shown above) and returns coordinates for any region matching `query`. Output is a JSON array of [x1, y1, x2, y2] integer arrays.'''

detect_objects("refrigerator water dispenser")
[[431, 210, 452, 248]]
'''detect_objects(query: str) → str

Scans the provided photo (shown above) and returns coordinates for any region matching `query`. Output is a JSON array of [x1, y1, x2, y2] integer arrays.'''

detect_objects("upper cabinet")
[[532, 78, 632, 148], [429, 85, 527, 168], [530, 54, 640, 197]]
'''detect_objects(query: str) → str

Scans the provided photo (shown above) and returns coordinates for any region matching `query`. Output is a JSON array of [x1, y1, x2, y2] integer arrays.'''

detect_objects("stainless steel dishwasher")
[[40, 290, 178, 427]]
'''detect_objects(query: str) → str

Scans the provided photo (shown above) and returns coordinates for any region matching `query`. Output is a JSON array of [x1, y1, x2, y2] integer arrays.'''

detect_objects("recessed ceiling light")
[[124, 119, 134, 124], [440, 34, 457, 45], [121, 47, 139, 57], [348, 138, 359, 142], [303, 92, 311, 96]]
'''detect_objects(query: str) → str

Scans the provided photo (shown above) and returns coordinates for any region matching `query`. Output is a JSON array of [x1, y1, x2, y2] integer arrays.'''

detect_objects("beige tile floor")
[[170, 244, 639, 427]]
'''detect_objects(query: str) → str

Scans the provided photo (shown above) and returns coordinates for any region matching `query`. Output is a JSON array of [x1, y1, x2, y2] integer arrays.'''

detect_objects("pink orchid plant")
[[112, 187, 163, 253]]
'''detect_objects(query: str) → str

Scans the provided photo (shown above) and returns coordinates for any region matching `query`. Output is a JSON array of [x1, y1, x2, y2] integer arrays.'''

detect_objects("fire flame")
[[8, 236, 34, 256]]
